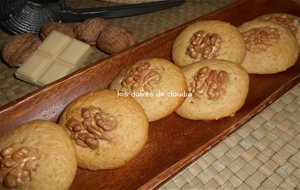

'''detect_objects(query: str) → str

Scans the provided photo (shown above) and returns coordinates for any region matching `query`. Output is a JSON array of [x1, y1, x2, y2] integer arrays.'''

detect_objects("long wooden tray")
[[1, 0, 300, 189]]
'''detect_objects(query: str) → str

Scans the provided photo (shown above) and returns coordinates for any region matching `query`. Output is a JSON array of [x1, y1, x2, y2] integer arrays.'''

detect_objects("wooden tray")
[[1, 0, 300, 189]]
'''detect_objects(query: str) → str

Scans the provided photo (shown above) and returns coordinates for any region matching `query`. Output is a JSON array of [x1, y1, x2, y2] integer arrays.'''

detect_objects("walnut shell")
[[96, 25, 136, 54], [75, 18, 108, 45], [40, 22, 75, 40], [1, 33, 41, 67]]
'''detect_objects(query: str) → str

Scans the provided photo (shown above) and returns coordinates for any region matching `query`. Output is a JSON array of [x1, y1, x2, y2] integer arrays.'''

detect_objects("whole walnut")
[[1, 33, 41, 67], [40, 22, 75, 40], [97, 25, 136, 54], [75, 17, 108, 45]]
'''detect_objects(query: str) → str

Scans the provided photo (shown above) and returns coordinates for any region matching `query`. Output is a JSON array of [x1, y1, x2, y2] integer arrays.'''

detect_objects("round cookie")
[[109, 58, 187, 122], [172, 20, 246, 67], [255, 13, 300, 45], [176, 59, 249, 120], [59, 89, 148, 170], [0, 120, 77, 190], [239, 20, 299, 74]]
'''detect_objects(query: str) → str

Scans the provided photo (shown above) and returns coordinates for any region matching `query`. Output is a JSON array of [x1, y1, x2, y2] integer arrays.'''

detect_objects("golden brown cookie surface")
[[109, 58, 187, 122], [172, 20, 246, 67], [255, 13, 300, 45], [239, 20, 299, 74], [59, 89, 148, 170], [0, 120, 77, 190], [176, 60, 249, 120]]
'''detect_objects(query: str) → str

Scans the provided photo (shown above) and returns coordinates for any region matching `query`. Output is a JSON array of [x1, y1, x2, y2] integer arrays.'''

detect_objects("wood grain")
[[0, 0, 300, 189]]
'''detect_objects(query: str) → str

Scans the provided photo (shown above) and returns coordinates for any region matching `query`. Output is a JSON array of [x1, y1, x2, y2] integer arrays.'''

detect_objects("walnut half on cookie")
[[239, 20, 299, 74], [59, 90, 148, 170], [255, 13, 300, 45], [110, 58, 187, 122], [176, 59, 249, 121], [0, 120, 77, 190], [172, 20, 246, 67]]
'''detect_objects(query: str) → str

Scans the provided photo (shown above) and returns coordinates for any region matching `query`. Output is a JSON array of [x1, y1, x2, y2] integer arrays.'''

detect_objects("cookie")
[[59, 89, 148, 170], [0, 120, 77, 190], [239, 20, 299, 74], [109, 58, 187, 122], [172, 20, 246, 67], [175, 59, 249, 120], [255, 13, 300, 45]]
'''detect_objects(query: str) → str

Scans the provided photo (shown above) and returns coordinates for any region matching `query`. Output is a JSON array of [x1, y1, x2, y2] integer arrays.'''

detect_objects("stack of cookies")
[[0, 12, 299, 190]]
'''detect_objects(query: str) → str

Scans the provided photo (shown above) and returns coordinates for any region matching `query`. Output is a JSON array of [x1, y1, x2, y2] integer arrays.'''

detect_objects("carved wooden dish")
[[0, 0, 300, 189]]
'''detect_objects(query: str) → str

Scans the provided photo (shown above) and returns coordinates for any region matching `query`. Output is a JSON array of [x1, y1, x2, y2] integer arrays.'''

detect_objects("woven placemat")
[[160, 83, 300, 189]]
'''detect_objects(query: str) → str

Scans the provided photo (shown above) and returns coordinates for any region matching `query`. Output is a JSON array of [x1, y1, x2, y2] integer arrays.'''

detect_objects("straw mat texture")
[[160, 83, 300, 189]]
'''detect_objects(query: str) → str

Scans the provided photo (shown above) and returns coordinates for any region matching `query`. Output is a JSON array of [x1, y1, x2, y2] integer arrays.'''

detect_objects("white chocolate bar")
[[15, 52, 53, 85], [15, 31, 93, 86], [58, 40, 92, 67], [36, 60, 75, 86], [38, 32, 73, 57]]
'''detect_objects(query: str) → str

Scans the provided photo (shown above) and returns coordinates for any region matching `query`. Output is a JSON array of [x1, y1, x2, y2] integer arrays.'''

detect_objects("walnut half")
[[187, 30, 222, 59], [1, 33, 41, 67], [191, 66, 228, 100], [121, 63, 161, 93], [96, 25, 136, 54], [270, 14, 299, 32], [0, 143, 39, 188], [40, 22, 75, 40], [242, 26, 280, 53], [66, 107, 117, 150], [75, 18, 108, 45]]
